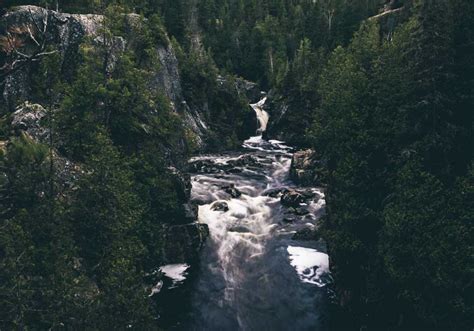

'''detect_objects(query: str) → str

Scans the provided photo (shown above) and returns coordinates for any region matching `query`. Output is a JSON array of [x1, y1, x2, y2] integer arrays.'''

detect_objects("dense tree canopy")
[[309, 1, 474, 329], [0, 0, 472, 329]]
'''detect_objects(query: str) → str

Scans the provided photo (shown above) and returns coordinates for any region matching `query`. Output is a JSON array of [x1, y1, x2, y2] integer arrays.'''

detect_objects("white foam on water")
[[149, 280, 163, 297], [198, 195, 277, 289], [287, 246, 330, 287], [159, 264, 190, 289], [250, 97, 269, 133]]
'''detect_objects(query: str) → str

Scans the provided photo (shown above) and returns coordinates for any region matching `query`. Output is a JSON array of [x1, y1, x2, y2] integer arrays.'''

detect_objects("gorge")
[[145, 96, 331, 329], [160, 102, 330, 330], [1, 1, 472, 330]]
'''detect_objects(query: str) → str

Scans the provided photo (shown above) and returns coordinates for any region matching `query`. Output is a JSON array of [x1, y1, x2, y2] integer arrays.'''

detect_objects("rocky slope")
[[1, 5, 259, 149], [0, 6, 216, 263], [1, 6, 209, 146], [0, 5, 264, 265]]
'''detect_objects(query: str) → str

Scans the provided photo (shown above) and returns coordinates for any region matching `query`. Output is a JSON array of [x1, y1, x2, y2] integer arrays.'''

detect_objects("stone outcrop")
[[281, 189, 305, 207], [290, 149, 322, 186], [10, 102, 83, 191], [0, 5, 209, 148], [1, 6, 212, 266], [1, 6, 103, 110], [264, 91, 291, 142], [11, 102, 48, 143], [232, 76, 262, 103]]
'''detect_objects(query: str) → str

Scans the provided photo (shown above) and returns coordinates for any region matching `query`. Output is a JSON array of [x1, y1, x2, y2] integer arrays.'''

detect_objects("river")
[[157, 98, 331, 330]]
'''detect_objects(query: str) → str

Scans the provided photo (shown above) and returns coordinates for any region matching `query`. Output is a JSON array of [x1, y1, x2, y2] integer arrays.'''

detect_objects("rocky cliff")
[[0, 5, 263, 263], [0, 6, 211, 147], [0, 5, 213, 264]]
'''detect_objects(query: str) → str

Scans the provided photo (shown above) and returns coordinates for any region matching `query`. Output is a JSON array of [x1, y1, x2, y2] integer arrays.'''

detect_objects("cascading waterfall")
[[158, 97, 331, 330], [250, 97, 270, 134]]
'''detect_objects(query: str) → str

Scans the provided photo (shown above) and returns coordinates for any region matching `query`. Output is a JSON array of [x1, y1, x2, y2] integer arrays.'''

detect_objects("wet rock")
[[188, 159, 217, 173], [294, 207, 310, 216], [262, 187, 288, 198], [286, 206, 310, 216], [300, 189, 317, 200], [228, 168, 242, 173], [211, 201, 229, 212], [292, 228, 319, 241], [190, 197, 210, 206], [283, 216, 297, 223], [281, 189, 305, 207], [162, 223, 209, 263], [228, 154, 261, 168], [228, 225, 251, 233], [223, 184, 241, 198], [188, 159, 236, 174], [168, 166, 192, 201]]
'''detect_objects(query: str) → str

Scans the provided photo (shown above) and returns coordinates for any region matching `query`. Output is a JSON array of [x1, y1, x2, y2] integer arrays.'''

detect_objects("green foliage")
[[2, 1, 472, 329], [66, 131, 155, 328], [196, 0, 381, 88], [310, 2, 474, 329], [0, 134, 87, 329], [175, 40, 252, 151], [58, 36, 183, 159], [381, 159, 473, 330], [0, 7, 189, 327]]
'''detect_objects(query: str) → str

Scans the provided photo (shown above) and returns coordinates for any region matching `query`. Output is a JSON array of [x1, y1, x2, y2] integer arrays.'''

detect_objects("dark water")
[[155, 135, 330, 330]]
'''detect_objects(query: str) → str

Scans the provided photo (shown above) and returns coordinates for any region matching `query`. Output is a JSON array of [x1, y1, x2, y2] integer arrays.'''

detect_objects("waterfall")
[[178, 137, 329, 330], [155, 100, 330, 330], [250, 97, 269, 134]]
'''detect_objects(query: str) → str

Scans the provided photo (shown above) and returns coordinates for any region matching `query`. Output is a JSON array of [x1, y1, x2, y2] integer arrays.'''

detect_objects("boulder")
[[289, 149, 320, 186], [262, 187, 288, 198], [294, 207, 310, 216], [188, 159, 229, 174], [292, 228, 319, 241], [223, 184, 242, 198], [281, 189, 305, 207], [282, 216, 297, 223], [300, 189, 317, 200], [228, 154, 260, 168], [11, 102, 48, 143], [211, 201, 229, 212], [228, 225, 251, 233]]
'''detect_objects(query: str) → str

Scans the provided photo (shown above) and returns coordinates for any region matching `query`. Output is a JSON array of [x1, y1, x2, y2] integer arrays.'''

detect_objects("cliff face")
[[0, 6, 212, 149], [0, 5, 213, 263]]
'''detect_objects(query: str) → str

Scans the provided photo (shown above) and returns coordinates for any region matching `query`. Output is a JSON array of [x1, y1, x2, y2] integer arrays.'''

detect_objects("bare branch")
[[26, 25, 40, 47], [1, 10, 56, 83]]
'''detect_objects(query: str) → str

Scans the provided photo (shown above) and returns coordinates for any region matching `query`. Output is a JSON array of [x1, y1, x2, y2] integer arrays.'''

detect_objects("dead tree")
[[0, 8, 58, 83]]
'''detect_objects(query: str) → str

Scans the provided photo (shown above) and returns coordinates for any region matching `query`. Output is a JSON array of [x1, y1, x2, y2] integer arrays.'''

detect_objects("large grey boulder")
[[290, 149, 322, 186], [11, 102, 48, 143]]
